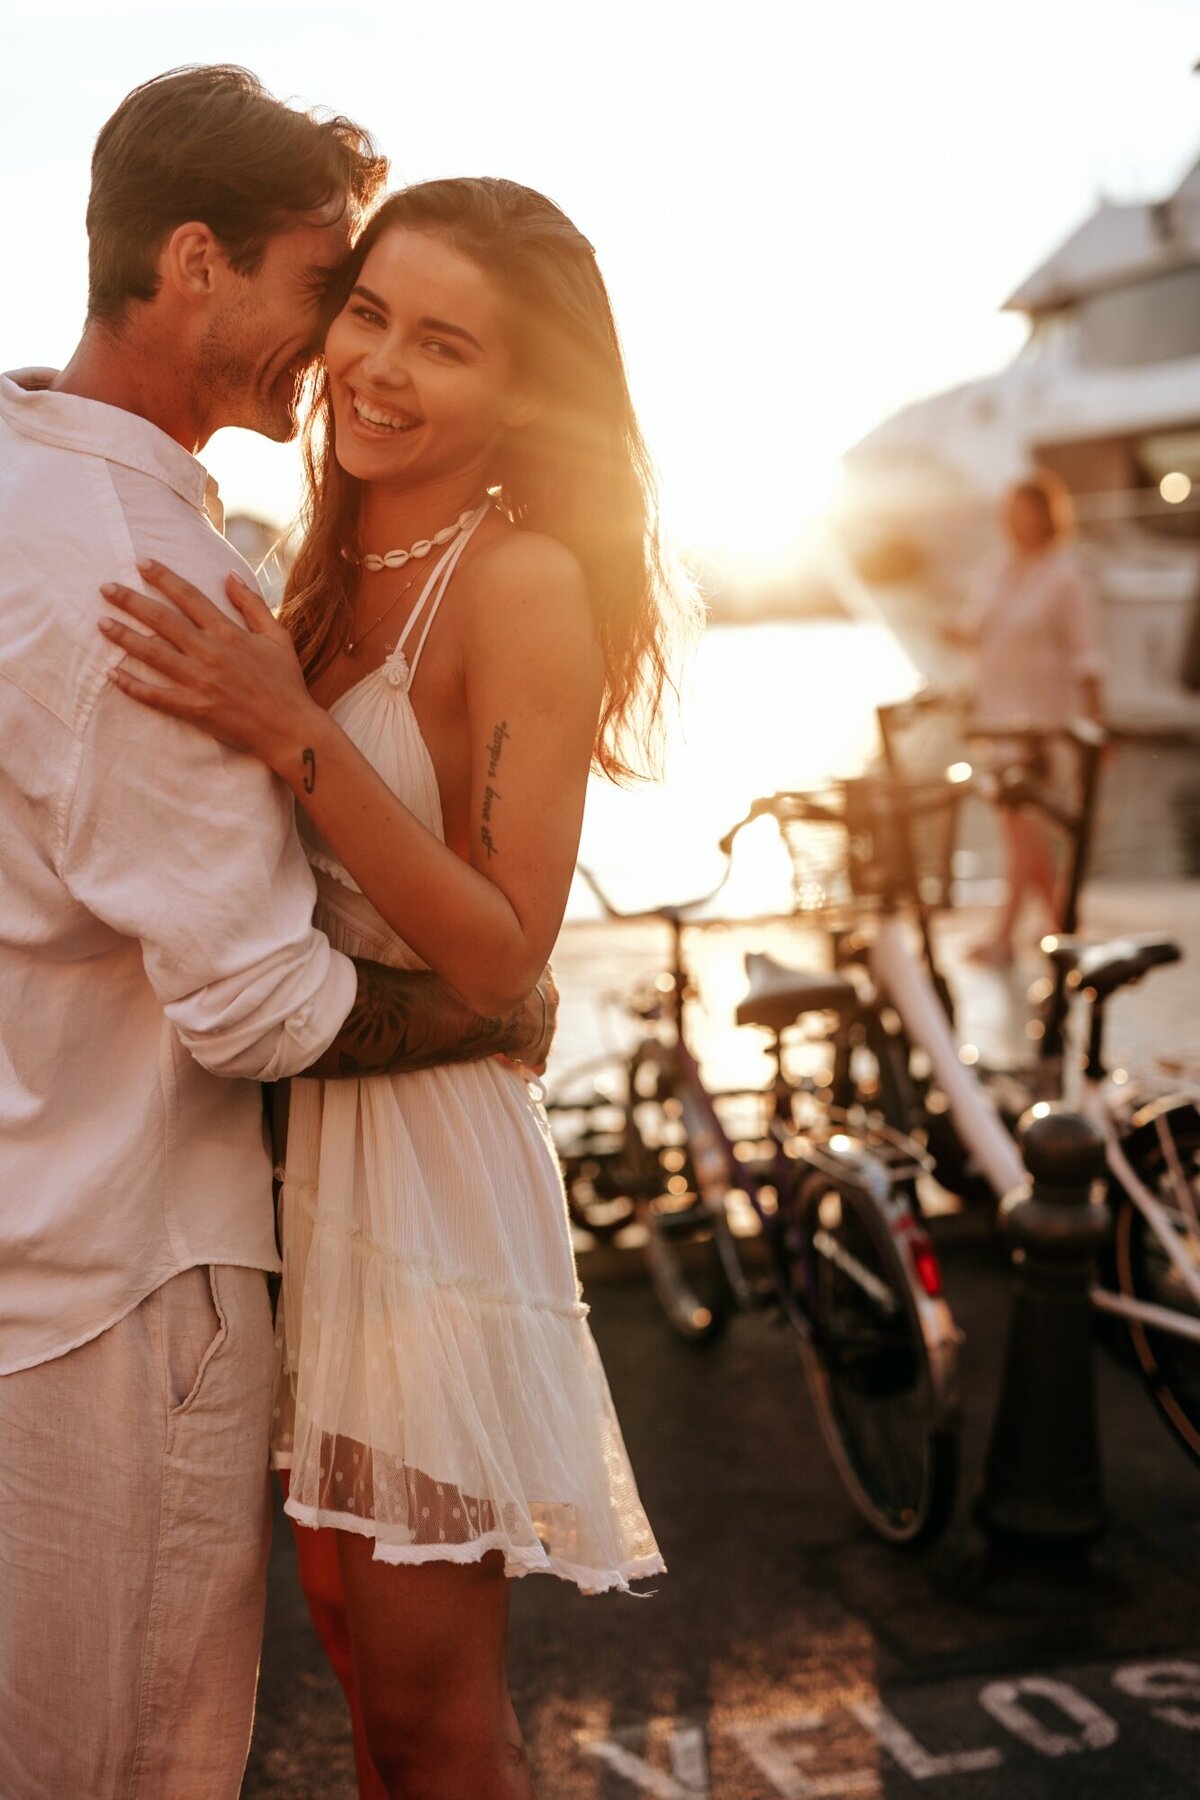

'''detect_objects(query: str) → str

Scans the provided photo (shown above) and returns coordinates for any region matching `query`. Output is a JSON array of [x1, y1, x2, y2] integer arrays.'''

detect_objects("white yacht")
[[833, 155, 1200, 734]]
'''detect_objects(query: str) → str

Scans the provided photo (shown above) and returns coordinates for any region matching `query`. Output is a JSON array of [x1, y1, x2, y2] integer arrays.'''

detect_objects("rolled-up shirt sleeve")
[[59, 674, 357, 1080], [1060, 562, 1105, 682]]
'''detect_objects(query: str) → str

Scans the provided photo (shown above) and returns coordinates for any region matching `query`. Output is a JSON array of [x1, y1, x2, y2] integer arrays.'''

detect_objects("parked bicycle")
[[772, 691, 1200, 1469], [547, 849, 962, 1547]]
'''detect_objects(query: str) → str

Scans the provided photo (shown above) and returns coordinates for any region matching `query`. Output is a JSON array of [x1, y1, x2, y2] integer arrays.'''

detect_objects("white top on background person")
[[966, 542, 1104, 732], [0, 368, 359, 1374], [958, 473, 1105, 733]]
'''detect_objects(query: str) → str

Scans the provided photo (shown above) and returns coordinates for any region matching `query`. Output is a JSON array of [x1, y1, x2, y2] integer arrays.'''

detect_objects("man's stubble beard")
[[195, 307, 299, 445]]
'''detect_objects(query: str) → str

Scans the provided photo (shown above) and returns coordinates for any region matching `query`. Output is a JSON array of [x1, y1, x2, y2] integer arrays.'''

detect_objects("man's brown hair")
[[86, 65, 388, 326]]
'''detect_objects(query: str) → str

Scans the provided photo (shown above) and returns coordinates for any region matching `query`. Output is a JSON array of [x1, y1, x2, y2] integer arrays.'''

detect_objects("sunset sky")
[[2, 0, 1197, 566]]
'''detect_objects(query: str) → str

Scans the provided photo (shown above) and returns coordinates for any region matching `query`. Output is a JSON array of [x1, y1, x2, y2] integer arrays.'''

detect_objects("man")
[[0, 66, 553, 1799]]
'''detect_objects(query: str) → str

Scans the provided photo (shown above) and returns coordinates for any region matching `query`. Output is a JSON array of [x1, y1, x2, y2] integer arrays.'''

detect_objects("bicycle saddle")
[[1044, 933, 1182, 1000], [736, 953, 858, 1032]]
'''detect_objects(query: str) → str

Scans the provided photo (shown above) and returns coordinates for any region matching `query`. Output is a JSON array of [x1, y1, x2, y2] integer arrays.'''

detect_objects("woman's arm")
[[99, 541, 603, 1017], [279, 538, 600, 1013]]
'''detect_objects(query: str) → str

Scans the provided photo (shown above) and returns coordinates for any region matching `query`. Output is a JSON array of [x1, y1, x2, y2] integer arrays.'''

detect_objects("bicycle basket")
[[848, 775, 962, 909], [767, 777, 963, 913], [767, 787, 858, 914], [877, 691, 972, 786]]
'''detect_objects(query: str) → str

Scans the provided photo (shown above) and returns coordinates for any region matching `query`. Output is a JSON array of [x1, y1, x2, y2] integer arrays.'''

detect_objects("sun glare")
[[572, 619, 920, 919], [650, 416, 847, 564]]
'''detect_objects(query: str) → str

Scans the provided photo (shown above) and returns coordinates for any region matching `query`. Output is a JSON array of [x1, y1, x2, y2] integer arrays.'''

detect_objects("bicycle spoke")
[[796, 1170, 956, 1543], [1116, 1111, 1200, 1465]]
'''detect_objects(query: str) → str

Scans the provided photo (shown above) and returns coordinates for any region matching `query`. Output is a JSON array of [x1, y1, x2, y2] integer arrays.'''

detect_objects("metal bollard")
[[975, 1107, 1111, 1554]]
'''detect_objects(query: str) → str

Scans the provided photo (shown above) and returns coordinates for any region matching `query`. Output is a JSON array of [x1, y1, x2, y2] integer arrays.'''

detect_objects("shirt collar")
[[0, 368, 224, 530]]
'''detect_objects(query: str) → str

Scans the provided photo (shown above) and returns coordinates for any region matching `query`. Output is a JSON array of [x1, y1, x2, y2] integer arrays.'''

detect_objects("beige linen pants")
[[0, 1264, 274, 1800]]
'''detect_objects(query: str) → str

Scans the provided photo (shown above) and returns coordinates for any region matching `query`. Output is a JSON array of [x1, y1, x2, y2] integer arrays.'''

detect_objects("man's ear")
[[159, 221, 224, 302]]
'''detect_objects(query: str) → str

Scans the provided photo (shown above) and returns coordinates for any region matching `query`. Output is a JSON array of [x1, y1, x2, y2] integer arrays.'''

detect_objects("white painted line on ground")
[[579, 1722, 709, 1798], [574, 1654, 1200, 1795], [977, 1677, 1119, 1758], [1111, 1660, 1200, 1731], [727, 1713, 875, 1796], [849, 1700, 1003, 1779]]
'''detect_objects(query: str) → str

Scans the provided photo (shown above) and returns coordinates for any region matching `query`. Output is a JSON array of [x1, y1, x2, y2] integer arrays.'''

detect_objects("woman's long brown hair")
[[280, 177, 698, 780]]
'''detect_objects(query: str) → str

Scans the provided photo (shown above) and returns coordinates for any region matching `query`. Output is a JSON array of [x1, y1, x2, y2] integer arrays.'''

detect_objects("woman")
[[98, 178, 691, 1800], [948, 472, 1105, 963]]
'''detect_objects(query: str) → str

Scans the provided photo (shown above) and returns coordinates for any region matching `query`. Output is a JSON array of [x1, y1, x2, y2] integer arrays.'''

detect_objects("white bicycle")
[[730, 704, 1200, 1468]]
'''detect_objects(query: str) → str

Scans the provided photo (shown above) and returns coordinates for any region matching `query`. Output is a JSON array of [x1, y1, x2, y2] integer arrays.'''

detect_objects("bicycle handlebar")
[[963, 717, 1107, 838], [717, 790, 847, 855], [574, 857, 732, 927], [966, 716, 1109, 754]]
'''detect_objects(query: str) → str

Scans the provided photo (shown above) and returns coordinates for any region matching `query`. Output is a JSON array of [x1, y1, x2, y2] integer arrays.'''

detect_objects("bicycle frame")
[[634, 911, 895, 1332], [609, 883, 950, 1353], [877, 695, 1107, 1063], [870, 913, 1027, 1201], [964, 717, 1106, 1061]]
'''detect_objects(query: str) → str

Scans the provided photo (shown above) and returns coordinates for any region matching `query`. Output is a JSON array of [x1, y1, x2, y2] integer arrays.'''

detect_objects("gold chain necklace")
[[344, 573, 417, 657]]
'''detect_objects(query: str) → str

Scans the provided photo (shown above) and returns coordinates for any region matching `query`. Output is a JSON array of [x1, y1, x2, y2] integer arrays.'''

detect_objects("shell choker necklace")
[[341, 505, 485, 573]]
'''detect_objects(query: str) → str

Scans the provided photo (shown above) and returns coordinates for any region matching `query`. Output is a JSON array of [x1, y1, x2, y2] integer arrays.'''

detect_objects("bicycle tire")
[[1113, 1109, 1200, 1466], [793, 1165, 959, 1545], [628, 1053, 738, 1346], [544, 1061, 640, 1240], [558, 1145, 639, 1240]]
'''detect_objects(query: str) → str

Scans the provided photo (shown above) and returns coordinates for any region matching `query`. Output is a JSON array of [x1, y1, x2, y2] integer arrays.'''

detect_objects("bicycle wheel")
[[1113, 1109, 1200, 1465], [628, 1053, 739, 1345], [792, 1165, 959, 1545], [544, 1061, 639, 1240]]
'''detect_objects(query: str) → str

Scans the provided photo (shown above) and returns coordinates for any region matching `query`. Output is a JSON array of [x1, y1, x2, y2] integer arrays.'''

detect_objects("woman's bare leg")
[[279, 1472, 388, 1800], [1005, 811, 1058, 936], [336, 1537, 535, 1800], [1025, 813, 1061, 928], [974, 810, 1058, 960]]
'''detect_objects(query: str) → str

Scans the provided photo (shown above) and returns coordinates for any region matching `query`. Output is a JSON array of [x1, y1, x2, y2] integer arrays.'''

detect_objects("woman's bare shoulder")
[[461, 528, 597, 658], [467, 528, 589, 604]]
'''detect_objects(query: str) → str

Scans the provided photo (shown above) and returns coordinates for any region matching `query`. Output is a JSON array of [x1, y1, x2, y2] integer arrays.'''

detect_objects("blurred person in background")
[[947, 470, 1105, 963]]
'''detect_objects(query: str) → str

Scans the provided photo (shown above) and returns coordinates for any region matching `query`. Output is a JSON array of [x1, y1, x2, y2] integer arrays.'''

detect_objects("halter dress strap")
[[394, 503, 491, 686]]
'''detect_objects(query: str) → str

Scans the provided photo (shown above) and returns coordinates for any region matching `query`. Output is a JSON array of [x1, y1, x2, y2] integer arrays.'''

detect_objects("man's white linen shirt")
[[0, 371, 358, 1374]]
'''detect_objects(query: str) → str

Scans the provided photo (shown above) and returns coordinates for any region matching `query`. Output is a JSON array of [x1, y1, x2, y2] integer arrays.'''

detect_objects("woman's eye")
[[424, 339, 462, 362], [349, 304, 385, 327]]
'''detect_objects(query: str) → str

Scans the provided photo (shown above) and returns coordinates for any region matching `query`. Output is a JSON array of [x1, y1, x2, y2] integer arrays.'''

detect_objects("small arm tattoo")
[[302, 748, 316, 794], [481, 726, 509, 858], [486, 720, 510, 778], [304, 960, 522, 1079]]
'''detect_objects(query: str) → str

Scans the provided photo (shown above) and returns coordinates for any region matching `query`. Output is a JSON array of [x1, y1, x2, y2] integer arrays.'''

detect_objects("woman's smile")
[[347, 388, 423, 437]]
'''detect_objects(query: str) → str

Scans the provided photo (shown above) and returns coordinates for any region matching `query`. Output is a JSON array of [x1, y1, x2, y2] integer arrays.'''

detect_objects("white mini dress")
[[270, 514, 664, 1595]]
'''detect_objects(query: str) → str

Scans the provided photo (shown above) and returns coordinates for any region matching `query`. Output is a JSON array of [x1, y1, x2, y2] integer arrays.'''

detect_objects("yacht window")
[[1080, 263, 1200, 367]]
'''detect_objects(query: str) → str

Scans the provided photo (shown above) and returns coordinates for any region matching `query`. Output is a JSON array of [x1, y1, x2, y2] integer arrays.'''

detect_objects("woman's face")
[[323, 226, 529, 490]]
